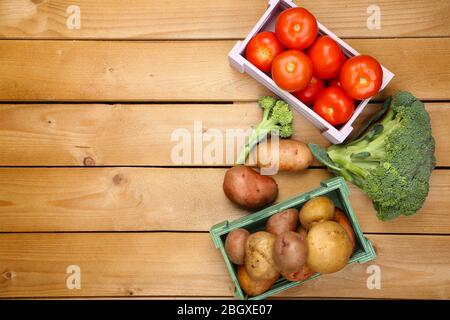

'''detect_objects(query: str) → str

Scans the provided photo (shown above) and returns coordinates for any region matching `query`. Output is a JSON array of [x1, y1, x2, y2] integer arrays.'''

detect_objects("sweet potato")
[[334, 209, 356, 252], [254, 139, 313, 172], [237, 265, 278, 296]]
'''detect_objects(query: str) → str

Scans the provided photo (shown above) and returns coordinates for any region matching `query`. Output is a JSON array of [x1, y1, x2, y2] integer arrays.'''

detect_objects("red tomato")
[[275, 7, 318, 50], [328, 77, 341, 87], [313, 86, 355, 126], [340, 55, 383, 100], [271, 50, 313, 92], [293, 75, 325, 105], [307, 36, 346, 79], [245, 31, 285, 72]]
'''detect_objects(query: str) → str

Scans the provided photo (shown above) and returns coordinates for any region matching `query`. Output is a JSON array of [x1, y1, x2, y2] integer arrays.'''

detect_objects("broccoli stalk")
[[236, 96, 294, 165], [309, 92, 436, 221], [325, 108, 399, 185]]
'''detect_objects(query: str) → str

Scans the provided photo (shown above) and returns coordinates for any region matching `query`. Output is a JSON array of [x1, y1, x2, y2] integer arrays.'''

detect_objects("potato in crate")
[[210, 177, 376, 300]]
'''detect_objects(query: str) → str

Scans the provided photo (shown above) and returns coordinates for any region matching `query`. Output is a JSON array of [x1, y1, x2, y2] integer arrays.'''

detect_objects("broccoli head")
[[309, 92, 436, 221], [236, 96, 294, 164]]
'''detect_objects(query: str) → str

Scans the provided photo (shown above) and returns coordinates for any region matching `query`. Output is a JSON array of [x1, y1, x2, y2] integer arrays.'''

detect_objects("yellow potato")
[[254, 139, 313, 172], [299, 196, 335, 229], [306, 221, 353, 274], [245, 231, 279, 280], [237, 265, 278, 297]]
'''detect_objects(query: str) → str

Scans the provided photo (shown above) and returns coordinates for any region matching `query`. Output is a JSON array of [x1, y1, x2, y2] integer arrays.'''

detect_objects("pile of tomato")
[[245, 7, 383, 126]]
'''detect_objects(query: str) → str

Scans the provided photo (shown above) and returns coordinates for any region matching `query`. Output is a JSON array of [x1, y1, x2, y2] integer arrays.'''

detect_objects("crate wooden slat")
[[0, 39, 449, 102]]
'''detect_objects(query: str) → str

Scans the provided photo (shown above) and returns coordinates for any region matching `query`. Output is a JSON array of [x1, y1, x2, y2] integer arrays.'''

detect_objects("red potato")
[[225, 228, 250, 265], [273, 231, 308, 274], [334, 209, 356, 252], [282, 263, 315, 282], [254, 139, 313, 172], [266, 208, 299, 236], [223, 166, 278, 210], [237, 265, 279, 297]]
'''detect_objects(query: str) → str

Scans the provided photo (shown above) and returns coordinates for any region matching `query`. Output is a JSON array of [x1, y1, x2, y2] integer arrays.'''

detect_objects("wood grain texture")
[[0, 233, 448, 298], [0, 0, 448, 39], [0, 0, 448, 302], [0, 39, 449, 102], [0, 103, 447, 166], [0, 168, 447, 234]]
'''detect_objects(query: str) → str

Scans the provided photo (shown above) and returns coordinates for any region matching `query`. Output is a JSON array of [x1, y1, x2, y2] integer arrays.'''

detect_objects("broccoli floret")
[[236, 97, 294, 164], [309, 92, 435, 221], [259, 96, 277, 111]]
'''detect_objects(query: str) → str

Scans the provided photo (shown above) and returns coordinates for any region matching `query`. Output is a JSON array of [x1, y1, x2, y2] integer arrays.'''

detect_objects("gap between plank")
[[0, 100, 448, 105], [0, 101, 234, 105], [0, 295, 390, 300], [0, 230, 447, 236], [0, 36, 449, 41], [0, 166, 448, 169]]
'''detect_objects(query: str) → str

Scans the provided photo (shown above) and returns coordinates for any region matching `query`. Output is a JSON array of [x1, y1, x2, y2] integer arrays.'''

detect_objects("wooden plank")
[[0, 168, 448, 234], [0, 0, 448, 39], [0, 39, 449, 102], [0, 103, 447, 166], [0, 233, 448, 298]]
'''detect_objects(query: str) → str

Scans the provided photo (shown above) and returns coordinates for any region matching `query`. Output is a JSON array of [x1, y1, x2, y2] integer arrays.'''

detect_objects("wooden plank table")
[[0, 0, 449, 299]]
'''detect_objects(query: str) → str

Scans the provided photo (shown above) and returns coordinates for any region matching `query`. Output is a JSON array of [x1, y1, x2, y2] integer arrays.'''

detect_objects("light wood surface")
[[0, 103, 447, 166], [0, 0, 448, 39], [0, 0, 449, 300], [0, 39, 449, 101], [0, 233, 448, 299], [0, 168, 448, 234]]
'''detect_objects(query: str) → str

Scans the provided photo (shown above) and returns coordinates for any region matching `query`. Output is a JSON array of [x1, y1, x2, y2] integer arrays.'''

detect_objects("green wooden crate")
[[210, 177, 376, 300]]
